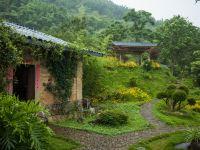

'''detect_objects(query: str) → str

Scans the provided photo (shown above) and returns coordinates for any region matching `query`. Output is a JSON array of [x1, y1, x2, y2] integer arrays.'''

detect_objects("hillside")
[[0, 0, 128, 31]]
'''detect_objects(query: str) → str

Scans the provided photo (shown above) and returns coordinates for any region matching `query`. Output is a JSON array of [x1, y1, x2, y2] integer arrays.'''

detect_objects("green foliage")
[[0, 0, 128, 31], [156, 16, 200, 75], [143, 73, 153, 80], [93, 111, 128, 126], [185, 128, 200, 143], [142, 60, 153, 71], [178, 85, 189, 95], [100, 21, 128, 41], [157, 84, 189, 111], [49, 136, 81, 150], [157, 92, 167, 99], [123, 9, 155, 42], [191, 50, 200, 86], [129, 132, 185, 150], [0, 94, 53, 150], [167, 84, 177, 90], [128, 77, 137, 87], [83, 57, 106, 99], [0, 21, 22, 92], [188, 98, 196, 106], [45, 51, 78, 102], [172, 90, 187, 110], [57, 103, 149, 136], [153, 100, 200, 126]]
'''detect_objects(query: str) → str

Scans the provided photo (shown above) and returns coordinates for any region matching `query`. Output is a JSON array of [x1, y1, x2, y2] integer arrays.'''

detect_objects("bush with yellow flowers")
[[110, 87, 151, 102], [186, 100, 200, 113], [118, 61, 138, 69]]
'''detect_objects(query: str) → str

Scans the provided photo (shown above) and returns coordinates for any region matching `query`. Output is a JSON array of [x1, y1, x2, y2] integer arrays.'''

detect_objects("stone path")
[[50, 99, 185, 150]]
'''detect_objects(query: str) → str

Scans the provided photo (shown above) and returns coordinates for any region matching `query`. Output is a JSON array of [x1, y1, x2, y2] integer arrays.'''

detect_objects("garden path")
[[50, 99, 185, 150]]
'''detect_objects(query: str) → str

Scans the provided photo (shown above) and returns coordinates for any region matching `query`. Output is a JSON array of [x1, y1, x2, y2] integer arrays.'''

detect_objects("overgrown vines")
[[0, 21, 78, 102]]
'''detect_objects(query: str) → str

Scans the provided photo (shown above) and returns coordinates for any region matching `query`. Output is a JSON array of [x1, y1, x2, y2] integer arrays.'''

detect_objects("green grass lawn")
[[55, 102, 150, 136], [129, 131, 186, 150], [153, 100, 200, 126], [49, 136, 81, 150]]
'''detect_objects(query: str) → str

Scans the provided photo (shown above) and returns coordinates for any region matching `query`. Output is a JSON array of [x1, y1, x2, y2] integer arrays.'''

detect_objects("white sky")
[[111, 0, 200, 27]]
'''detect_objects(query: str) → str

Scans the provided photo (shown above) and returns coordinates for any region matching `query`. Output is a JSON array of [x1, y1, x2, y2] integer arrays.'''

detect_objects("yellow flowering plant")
[[186, 100, 200, 112], [111, 87, 151, 102], [118, 61, 138, 69]]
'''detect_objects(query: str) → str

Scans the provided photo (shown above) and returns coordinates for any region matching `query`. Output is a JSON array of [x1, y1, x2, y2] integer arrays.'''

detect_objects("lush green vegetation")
[[129, 131, 185, 150], [56, 102, 150, 136], [0, 94, 52, 150], [49, 136, 81, 150], [83, 57, 175, 100], [153, 100, 200, 126]]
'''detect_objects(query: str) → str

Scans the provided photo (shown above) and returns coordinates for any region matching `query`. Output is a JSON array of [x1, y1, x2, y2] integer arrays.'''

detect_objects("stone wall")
[[39, 61, 83, 105]]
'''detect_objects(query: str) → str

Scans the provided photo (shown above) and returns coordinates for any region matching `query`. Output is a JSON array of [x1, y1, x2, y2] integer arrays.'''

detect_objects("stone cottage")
[[4, 22, 103, 111]]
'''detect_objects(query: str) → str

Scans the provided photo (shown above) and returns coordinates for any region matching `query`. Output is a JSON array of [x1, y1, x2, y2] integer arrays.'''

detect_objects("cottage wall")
[[7, 60, 83, 106]]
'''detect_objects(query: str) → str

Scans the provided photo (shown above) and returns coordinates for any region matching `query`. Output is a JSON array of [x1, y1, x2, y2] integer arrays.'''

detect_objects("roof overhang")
[[3, 22, 104, 57]]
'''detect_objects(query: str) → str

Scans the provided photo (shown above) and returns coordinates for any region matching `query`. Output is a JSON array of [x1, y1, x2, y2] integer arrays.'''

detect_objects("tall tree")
[[156, 16, 200, 75], [123, 9, 155, 42], [191, 50, 200, 86], [101, 21, 128, 41]]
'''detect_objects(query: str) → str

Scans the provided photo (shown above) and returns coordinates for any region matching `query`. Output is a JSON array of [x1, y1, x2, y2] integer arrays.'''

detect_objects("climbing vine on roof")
[[0, 20, 78, 102]]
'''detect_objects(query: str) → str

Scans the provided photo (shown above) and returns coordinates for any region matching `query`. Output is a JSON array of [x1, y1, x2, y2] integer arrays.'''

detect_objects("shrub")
[[83, 57, 106, 99], [118, 61, 138, 69], [158, 84, 189, 111], [167, 84, 177, 90], [172, 90, 187, 102], [178, 85, 189, 95], [157, 92, 167, 99], [128, 77, 137, 87], [186, 101, 200, 113], [110, 88, 151, 102], [172, 90, 187, 110], [0, 94, 53, 150], [94, 111, 128, 126], [143, 73, 152, 80], [142, 60, 152, 71]]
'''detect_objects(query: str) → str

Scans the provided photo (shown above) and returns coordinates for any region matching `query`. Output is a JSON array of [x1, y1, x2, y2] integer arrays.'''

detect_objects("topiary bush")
[[178, 85, 189, 95], [157, 84, 189, 111], [172, 90, 187, 110], [0, 94, 53, 150], [167, 84, 177, 90], [93, 111, 128, 126]]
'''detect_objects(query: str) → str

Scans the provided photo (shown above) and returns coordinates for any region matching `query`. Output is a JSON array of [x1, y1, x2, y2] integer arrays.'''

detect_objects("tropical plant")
[[185, 128, 200, 150], [0, 94, 53, 150]]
